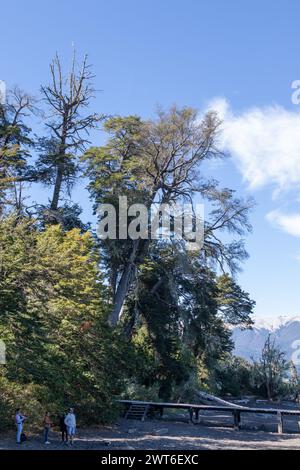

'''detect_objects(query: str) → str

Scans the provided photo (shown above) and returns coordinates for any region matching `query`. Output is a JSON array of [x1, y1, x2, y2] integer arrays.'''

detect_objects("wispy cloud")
[[208, 97, 300, 194], [207, 98, 300, 238], [266, 210, 300, 237]]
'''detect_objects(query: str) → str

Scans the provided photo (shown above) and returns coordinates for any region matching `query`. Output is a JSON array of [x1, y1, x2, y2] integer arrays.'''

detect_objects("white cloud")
[[208, 97, 300, 193], [266, 210, 300, 237], [206, 98, 300, 238]]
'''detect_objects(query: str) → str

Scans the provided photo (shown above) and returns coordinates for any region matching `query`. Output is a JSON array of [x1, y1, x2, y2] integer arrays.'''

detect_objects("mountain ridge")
[[233, 315, 300, 365]]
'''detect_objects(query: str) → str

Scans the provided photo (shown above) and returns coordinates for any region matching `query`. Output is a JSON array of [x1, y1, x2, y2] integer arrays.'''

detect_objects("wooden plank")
[[117, 400, 300, 416], [119, 399, 300, 433]]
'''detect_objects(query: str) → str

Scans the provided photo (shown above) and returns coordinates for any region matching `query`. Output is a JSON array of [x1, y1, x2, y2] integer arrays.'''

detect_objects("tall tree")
[[122, 243, 254, 398], [84, 107, 254, 325], [37, 53, 103, 222], [253, 335, 290, 400], [0, 87, 35, 216]]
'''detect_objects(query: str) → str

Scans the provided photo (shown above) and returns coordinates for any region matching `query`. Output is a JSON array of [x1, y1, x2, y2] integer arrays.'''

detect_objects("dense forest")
[[0, 54, 297, 431]]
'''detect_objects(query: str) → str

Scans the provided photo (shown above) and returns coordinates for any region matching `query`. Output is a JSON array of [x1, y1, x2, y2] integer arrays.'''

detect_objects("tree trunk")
[[108, 240, 140, 326], [266, 377, 271, 400], [50, 125, 67, 212], [107, 191, 165, 326], [50, 162, 64, 211], [108, 263, 133, 326]]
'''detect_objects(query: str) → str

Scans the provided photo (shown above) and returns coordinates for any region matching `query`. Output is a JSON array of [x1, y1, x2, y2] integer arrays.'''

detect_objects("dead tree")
[[40, 52, 103, 215]]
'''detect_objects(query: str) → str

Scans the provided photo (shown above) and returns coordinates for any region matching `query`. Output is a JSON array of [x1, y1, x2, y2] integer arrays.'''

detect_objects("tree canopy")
[[0, 53, 263, 430]]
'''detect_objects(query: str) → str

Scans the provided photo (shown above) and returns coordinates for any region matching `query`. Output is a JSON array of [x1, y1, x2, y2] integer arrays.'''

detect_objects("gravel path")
[[1, 415, 300, 450]]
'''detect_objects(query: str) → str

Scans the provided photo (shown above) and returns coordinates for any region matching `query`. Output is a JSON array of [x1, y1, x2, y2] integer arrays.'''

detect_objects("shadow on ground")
[[1, 415, 300, 450]]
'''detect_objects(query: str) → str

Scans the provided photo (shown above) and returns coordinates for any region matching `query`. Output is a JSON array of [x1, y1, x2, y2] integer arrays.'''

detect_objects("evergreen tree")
[[0, 219, 130, 429], [122, 243, 254, 399], [252, 335, 290, 400], [0, 88, 35, 216]]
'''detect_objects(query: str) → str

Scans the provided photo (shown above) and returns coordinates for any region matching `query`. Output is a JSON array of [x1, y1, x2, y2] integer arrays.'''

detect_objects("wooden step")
[[125, 404, 149, 421]]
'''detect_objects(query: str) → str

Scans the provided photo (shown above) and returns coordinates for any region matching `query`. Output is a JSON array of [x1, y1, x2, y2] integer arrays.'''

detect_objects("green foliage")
[[122, 381, 161, 402], [216, 274, 255, 327], [121, 244, 254, 400], [83, 107, 254, 328], [0, 219, 130, 431], [1, 63, 259, 423], [288, 362, 300, 397], [214, 355, 253, 396], [251, 335, 291, 399], [0, 372, 46, 431], [0, 89, 34, 215]]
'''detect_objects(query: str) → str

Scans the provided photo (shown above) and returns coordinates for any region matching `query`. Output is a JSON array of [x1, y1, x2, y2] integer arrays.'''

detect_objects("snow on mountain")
[[232, 315, 300, 365], [255, 315, 300, 330]]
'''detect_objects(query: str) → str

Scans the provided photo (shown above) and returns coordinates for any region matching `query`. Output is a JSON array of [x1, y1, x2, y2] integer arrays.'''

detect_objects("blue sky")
[[1, 0, 300, 321]]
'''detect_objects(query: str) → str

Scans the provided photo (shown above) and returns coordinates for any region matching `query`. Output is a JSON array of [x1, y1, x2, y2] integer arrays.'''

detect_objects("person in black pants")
[[59, 412, 68, 443]]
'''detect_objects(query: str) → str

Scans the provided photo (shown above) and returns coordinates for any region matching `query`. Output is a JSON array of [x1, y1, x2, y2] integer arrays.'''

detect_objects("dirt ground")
[[1, 409, 300, 450]]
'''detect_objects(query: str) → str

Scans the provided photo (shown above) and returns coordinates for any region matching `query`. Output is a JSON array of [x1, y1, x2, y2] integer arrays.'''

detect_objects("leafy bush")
[[0, 221, 130, 431]]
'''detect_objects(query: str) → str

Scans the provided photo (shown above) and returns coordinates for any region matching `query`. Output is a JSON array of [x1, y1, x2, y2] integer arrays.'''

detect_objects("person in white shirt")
[[15, 408, 26, 444], [64, 408, 76, 445]]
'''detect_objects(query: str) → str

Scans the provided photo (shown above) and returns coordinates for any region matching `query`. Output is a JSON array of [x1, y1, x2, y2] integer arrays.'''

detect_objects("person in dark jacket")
[[59, 412, 68, 443]]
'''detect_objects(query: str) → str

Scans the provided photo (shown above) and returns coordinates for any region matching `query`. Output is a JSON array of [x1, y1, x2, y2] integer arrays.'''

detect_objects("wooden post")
[[277, 411, 283, 434], [189, 407, 194, 423], [233, 410, 241, 430], [141, 404, 149, 422], [195, 409, 199, 423], [159, 407, 164, 417]]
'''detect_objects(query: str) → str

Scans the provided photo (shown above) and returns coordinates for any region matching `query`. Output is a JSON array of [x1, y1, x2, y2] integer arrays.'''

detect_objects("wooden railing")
[[118, 399, 300, 434]]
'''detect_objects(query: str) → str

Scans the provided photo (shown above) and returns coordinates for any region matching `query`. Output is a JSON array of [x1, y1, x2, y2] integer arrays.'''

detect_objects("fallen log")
[[196, 391, 248, 409]]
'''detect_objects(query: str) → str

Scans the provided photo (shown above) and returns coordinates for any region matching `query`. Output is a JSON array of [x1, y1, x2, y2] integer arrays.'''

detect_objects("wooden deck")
[[118, 399, 300, 434]]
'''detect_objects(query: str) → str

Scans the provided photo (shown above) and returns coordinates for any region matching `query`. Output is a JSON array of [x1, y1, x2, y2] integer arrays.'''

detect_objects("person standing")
[[59, 411, 68, 444], [43, 411, 52, 444], [64, 408, 76, 445], [15, 408, 26, 444]]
